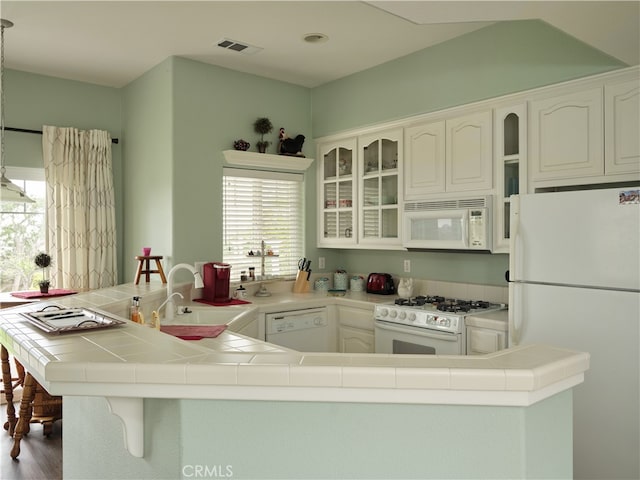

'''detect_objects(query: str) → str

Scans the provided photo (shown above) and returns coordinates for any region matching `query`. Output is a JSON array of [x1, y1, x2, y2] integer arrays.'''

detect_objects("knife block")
[[292, 270, 310, 293]]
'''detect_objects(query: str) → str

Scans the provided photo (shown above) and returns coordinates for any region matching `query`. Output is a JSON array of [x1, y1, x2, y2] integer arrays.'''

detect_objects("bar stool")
[[134, 255, 167, 284], [1, 345, 62, 459]]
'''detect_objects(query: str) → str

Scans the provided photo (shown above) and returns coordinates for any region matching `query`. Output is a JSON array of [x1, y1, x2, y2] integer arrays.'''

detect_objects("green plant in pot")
[[254, 117, 273, 153], [34, 252, 52, 294]]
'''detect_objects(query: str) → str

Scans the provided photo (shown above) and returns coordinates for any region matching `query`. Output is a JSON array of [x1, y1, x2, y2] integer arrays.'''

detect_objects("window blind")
[[223, 168, 304, 281]]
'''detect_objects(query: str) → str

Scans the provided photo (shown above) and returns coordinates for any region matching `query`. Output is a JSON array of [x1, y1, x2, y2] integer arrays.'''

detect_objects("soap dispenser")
[[130, 296, 143, 324]]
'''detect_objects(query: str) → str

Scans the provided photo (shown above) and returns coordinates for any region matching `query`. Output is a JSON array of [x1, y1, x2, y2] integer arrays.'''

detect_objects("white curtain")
[[42, 125, 118, 290]]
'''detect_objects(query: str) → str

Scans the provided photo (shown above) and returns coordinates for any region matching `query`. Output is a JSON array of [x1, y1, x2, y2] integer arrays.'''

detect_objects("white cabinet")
[[337, 303, 374, 353], [404, 110, 493, 199], [358, 129, 402, 246], [466, 326, 507, 355], [339, 325, 375, 353], [493, 104, 527, 253], [529, 87, 604, 181], [404, 121, 446, 197], [317, 130, 402, 249], [446, 111, 494, 192], [318, 139, 357, 247], [605, 79, 640, 175]]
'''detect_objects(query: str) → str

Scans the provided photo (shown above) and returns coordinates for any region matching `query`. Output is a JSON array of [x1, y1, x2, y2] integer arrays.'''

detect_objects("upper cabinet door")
[[445, 110, 493, 192], [318, 138, 358, 247], [404, 121, 446, 198], [358, 129, 402, 246], [605, 79, 640, 175], [529, 87, 604, 181]]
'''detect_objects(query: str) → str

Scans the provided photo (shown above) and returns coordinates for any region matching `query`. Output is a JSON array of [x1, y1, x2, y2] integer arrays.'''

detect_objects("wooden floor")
[[0, 403, 62, 480]]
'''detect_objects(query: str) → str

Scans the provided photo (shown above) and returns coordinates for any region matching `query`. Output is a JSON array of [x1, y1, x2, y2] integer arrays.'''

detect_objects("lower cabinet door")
[[466, 326, 506, 355], [339, 325, 374, 353]]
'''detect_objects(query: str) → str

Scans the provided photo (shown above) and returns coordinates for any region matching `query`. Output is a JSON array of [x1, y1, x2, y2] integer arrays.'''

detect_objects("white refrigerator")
[[509, 187, 640, 480]]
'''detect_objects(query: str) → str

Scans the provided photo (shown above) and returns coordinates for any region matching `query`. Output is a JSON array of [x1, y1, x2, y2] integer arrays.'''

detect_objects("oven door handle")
[[375, 321, 459, 342]]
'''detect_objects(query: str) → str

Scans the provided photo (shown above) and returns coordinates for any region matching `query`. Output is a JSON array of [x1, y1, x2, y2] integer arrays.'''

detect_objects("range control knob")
[[389, 310, 398, 318], [408, 312, 417, 321], [379, 308, 389, 317], [398, 311, 407, 320]]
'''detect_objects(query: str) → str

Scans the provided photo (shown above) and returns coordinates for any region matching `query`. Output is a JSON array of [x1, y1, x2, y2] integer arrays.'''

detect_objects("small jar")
[[249, 267, 255, 281], [314, 277, 329, 292], [240, 270, 248, 282]]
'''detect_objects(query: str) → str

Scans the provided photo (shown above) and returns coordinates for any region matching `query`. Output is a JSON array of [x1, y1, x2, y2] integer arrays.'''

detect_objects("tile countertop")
[[0, 282, 588, 409]]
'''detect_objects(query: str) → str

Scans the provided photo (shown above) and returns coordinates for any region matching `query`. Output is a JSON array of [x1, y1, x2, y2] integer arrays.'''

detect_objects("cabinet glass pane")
[[381, 175, 398, 205], [504, 202, 511, 240], [504, 161, 519, 197], [363, 178, 379, 206], [363, 210, 379, 238], [381, 138, 398, 171], [504, 113, 519, 156], [339, 212, 354, 239], [382, 209, 398, 238], [324, 149, 337, 179], [324, 212, 337, 238], [363, 140, 379, 174], [338, 147, 353, 177], [324, 183, 336, 208], [338, 180, 353, 207]]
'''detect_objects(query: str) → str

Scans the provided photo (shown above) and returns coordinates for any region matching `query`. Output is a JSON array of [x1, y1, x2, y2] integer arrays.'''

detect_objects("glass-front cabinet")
[[358, 129, 402, 246], [318, 138, 357, 246], [494, 104, 526, 253]]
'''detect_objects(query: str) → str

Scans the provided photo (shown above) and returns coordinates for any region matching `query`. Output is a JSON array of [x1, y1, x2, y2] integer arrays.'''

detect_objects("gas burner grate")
[[393, 296, 498, 313]]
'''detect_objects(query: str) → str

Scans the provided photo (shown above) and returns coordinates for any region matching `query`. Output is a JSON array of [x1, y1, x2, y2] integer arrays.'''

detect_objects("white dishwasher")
[[265, 308, 334, 352]]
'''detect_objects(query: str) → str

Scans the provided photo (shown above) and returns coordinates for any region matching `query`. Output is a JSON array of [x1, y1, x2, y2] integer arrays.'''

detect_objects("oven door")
[[374, 320, 464, 355]]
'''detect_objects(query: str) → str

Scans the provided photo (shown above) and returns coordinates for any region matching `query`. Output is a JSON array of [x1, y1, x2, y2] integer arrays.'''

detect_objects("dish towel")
[[194, 298, 251, 306], [160, 324, 227, 340], [11, 289, 78, 299]]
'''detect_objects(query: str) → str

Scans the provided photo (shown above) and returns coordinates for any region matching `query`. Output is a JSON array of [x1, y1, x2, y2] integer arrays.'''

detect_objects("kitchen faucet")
[[165, 263, 205, 320], [156, 292, 184, 319]]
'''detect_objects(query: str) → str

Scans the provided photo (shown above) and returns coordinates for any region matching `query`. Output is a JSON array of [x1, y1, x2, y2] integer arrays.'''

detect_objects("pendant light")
[[0, 19, 34, 203]]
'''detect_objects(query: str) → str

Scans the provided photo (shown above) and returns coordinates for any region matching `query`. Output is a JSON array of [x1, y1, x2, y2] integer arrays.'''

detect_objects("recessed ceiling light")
[[303, 33, 329, 44]]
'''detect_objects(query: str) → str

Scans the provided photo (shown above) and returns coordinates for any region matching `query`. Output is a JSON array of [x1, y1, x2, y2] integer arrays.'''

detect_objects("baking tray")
[[20, 306, 126, 334]]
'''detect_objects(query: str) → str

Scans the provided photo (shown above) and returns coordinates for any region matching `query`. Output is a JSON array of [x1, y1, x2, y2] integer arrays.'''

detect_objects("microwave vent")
[[404, 196, 490, 212]]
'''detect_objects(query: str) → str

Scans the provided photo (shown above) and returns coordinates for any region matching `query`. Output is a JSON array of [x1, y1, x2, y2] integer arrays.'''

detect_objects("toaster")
[[366, 273, 396, 295]]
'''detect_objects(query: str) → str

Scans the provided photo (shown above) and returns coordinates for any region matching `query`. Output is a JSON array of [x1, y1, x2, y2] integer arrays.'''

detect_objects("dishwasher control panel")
[[265, 309, 327, 335]]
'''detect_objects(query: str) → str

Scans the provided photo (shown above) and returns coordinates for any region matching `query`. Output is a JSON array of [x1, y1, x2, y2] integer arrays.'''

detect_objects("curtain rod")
[[5, 126, 119, 144]]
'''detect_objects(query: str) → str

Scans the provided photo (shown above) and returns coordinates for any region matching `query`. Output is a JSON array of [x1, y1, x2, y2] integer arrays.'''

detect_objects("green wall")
[[3, 69, 125, 277], [311, 20, 624, 137], [170, 57, 312, 273], [122, 57, 174, 279], [4, 19, 627, 286], [63, 391, 574, 479], [310, 20, 625, 285]]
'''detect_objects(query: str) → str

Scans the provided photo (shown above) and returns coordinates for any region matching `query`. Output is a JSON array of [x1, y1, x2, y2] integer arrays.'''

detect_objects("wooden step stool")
[[134, 255, 167, 284]]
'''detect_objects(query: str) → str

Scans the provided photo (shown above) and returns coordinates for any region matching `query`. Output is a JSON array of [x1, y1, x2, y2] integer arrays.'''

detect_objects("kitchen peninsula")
[[0, 282, 589, 479]]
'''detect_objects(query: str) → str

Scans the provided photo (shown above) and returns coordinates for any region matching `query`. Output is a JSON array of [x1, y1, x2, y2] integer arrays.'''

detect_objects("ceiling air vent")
[[216, 38, 262, 55]]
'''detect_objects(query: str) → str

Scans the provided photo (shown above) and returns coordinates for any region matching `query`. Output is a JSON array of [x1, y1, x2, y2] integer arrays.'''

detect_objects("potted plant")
[[34, 252, 52, 294], [254, 117, 273, 153]]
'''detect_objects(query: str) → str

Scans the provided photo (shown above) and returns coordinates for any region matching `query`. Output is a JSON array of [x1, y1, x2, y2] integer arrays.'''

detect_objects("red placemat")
[[194, 298, 251, 307], [11, 289, 78, 299], [160, 324, 227, 340]]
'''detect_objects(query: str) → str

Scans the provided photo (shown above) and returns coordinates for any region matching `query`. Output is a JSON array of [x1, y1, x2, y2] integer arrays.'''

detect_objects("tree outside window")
[[0, 172, 46, 292]]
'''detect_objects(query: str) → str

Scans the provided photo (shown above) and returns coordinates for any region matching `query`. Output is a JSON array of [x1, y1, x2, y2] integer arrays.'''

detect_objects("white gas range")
[[374, 296, 506, 355]]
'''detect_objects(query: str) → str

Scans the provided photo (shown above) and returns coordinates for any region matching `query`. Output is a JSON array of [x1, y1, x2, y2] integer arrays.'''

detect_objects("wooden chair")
[[1, 345, 62, 459]]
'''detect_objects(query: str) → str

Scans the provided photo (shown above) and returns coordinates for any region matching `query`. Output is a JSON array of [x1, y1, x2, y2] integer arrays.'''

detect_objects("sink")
[[161, 306, 257, 332]]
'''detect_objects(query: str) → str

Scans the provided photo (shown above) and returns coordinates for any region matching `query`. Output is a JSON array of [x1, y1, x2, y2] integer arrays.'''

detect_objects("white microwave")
[[402, 196, 493, 251]]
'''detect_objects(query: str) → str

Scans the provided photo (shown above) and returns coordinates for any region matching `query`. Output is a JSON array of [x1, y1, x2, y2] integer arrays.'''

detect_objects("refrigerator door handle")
[[508, 195, 521, 345]]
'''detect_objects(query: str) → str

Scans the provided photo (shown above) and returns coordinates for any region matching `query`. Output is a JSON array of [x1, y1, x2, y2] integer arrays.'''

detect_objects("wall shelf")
[[223, 150, 314, 173]]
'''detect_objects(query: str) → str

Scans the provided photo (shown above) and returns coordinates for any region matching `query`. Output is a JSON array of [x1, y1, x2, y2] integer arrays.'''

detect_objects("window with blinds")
[[223, 168, 304, 281]]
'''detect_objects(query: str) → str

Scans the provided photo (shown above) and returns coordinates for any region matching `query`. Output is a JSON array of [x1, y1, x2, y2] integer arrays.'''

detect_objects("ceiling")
[[1, 1, 639, 89]]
